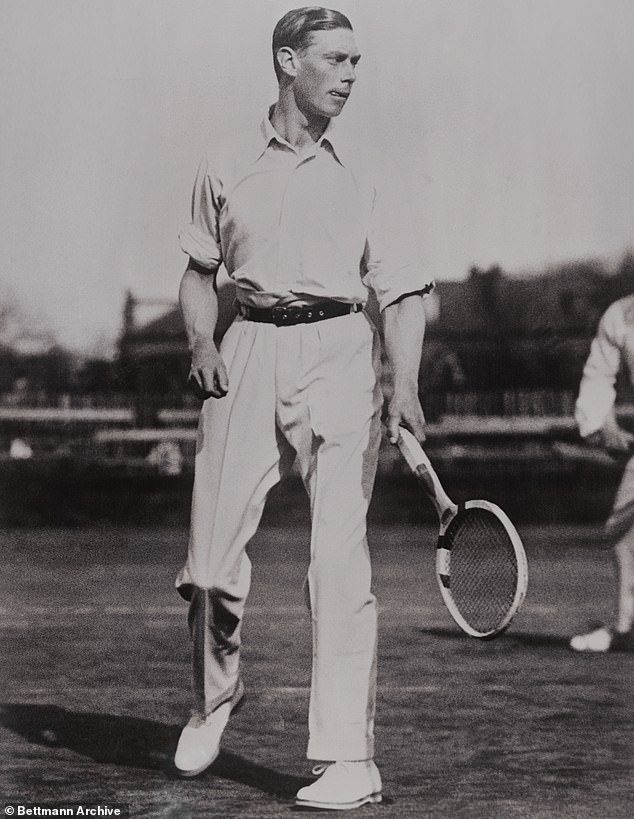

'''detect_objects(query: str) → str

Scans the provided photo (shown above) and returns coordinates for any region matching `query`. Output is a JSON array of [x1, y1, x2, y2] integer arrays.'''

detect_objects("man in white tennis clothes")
[[173, 7, 434, 810], [572, 294, 634, 652]]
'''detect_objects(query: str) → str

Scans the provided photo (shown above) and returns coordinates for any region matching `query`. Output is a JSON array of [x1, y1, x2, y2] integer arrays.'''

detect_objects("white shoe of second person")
[[569, 625, 613, 652], [570, 625, 631, 653], [174, 682, 244, 776], [295, 760, 382, 810]]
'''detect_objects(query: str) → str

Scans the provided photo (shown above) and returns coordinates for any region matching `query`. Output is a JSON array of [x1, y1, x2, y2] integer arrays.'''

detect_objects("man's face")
[[292, 28, 360, 119]]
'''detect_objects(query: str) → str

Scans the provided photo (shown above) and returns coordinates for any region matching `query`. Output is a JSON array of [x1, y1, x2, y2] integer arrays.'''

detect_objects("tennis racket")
[[397, 427, 528, 639]]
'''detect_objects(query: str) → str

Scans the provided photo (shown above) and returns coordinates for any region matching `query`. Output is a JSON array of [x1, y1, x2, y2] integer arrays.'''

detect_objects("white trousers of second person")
[[604, 455, 634, 633], [176, 310, 383, 761]]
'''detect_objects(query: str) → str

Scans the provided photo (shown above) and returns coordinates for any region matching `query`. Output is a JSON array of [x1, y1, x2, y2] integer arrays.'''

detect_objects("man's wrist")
[[391, 375, 419, 395], [189, 334, 216, 354]]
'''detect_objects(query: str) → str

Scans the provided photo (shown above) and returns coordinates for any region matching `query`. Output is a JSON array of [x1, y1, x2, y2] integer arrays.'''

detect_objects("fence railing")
[[0, 388, 581, 422], [423, 389, 578, 419], [0, 392, 135, 410]]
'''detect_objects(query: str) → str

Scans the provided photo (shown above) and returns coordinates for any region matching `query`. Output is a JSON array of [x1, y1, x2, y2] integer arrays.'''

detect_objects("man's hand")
[[188, 336, 228, 399], [386, 381, 426, 445], [586, 412, 634, 455]]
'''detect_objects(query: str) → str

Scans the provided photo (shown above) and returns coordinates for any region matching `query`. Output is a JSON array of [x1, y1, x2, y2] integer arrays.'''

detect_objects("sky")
[[1, 0, 633, 353]]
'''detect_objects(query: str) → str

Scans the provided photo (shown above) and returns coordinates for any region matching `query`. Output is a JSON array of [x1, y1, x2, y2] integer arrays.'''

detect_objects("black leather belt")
[[238, 301, 362, 326]]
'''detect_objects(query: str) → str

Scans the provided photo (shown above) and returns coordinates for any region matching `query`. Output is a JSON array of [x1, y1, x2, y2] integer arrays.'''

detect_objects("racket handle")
[[397, 427, 457, 522]]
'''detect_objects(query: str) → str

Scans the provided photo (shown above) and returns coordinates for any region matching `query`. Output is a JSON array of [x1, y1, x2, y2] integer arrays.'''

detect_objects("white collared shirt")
[[179, 113, 434, 311], [576, 294, 634, 436]]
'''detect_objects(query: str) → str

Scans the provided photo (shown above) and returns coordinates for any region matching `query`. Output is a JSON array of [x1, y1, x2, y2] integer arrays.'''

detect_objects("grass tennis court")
[[1, 521, 632, 817]]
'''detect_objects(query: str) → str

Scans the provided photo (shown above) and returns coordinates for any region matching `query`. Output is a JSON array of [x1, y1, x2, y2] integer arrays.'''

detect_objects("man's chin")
[[324, 103, 346, 118], [314, 97, 349, 118]]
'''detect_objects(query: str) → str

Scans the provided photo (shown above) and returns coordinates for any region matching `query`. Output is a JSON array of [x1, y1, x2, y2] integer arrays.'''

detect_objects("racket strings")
[[444, 508, 518, 634]]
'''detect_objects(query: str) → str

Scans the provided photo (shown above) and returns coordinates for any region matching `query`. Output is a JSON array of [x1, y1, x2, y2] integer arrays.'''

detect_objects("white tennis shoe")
[[570, 626, 614, 652], [174, 681, 244, 776], [295, 760, 382, 810], [570, 625, 631, 653]]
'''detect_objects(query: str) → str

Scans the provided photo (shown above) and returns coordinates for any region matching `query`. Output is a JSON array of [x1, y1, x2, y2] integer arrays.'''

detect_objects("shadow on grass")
[[423, 626, 634, 651], [211, 750, 311, 798], [419, 626, 573, 649], [0, 704, 310, 797], [0, 703, 175, 770]]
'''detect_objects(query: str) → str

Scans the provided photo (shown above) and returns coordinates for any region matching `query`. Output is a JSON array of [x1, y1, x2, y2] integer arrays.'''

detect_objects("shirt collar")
[[258, 109, 348, 166]]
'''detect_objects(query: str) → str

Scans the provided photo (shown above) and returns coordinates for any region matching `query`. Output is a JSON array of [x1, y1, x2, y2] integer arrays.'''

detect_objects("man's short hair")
[[272, 6, 353, 80]]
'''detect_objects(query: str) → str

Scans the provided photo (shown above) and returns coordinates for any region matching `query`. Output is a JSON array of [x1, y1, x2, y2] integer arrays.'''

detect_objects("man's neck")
[[270, 96, 329, 151]]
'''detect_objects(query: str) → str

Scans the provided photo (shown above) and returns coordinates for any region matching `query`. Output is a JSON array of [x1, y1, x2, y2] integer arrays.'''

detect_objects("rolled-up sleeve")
[[575, 305, 623, 437], [178, 156, 223, 271], [361, 174, 434, 311]]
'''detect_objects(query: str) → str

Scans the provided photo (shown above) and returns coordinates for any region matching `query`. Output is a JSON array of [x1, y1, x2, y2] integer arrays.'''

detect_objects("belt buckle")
[[271, 305, 288, 325]]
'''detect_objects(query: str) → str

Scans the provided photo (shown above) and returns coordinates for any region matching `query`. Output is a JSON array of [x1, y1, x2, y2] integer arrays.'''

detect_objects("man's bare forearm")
[[382, 292, 427, 442], [179, 261, 228, 399], [179, 262, 219, 350], [383, 293, 426, 393]]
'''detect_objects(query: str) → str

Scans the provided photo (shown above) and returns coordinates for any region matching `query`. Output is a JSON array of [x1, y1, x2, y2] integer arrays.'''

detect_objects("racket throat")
[[413, 465, 456, 522]]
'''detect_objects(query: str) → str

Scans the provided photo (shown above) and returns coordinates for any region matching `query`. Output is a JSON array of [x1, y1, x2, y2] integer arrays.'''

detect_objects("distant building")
[[422, 263, 605, 392]]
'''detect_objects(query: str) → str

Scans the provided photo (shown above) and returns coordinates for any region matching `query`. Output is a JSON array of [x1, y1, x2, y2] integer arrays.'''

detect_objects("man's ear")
[[276, 46, 299, 78]]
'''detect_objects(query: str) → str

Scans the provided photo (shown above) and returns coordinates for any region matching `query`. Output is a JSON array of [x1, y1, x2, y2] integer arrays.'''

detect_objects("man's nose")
[[342, 62, 356, 83]]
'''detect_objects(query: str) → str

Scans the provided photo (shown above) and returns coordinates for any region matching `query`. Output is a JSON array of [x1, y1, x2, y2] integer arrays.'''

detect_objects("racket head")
[[435, 499, 528, 639]]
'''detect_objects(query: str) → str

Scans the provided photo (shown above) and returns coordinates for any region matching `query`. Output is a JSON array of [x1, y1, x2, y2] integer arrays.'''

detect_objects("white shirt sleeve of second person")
[[575, 304, 624, 438]]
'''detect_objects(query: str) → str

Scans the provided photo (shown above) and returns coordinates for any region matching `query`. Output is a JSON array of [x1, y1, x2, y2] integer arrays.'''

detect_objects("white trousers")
[[604, 455, 634, 633], [176, 310, 383, 760]]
